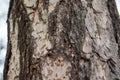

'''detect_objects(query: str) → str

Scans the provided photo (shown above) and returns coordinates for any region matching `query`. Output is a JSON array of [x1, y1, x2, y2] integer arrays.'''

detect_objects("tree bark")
[[4, 0, 120, 80]]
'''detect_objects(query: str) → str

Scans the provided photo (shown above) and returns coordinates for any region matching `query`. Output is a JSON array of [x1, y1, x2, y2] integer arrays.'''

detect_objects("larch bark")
[[4, 0, 120, 80]]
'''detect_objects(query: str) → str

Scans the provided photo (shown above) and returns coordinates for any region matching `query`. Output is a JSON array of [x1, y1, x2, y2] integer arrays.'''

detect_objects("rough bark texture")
[[4, 0, 120, 80]]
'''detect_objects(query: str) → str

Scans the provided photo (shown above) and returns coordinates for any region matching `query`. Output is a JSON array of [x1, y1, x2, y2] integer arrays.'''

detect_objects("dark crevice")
[[107, 0, 120, 58], [16, 1, 43, 80], [48, 0, 87, 80], [43, 0, 49, 11], [107, 0, 120, 44]]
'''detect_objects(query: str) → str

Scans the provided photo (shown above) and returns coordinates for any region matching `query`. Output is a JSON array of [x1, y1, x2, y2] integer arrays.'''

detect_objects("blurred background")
[[0, 0, 120, 80]]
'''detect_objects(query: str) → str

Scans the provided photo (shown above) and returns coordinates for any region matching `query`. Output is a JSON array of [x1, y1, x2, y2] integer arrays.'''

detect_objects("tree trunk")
[[4, 0, 120, 80]]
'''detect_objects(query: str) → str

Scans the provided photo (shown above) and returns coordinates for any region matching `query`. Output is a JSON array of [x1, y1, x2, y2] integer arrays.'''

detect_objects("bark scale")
[[4, 0, 120, 80]]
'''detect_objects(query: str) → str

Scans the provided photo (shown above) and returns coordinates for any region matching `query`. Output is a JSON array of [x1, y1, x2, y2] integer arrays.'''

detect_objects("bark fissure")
[[48, 0, 87, 79], [17, 1, 44, 80]]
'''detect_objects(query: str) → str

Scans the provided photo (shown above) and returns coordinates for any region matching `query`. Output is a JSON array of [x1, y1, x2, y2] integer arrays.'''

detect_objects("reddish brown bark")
[[4, 0, 120, 80]]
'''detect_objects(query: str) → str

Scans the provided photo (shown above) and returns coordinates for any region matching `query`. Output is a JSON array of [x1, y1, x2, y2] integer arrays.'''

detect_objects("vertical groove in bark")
[[48, 0, 86, 79], [17, 0, 43, 79], [43, 0, 49, 11], [17, 3, 34, 80]]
